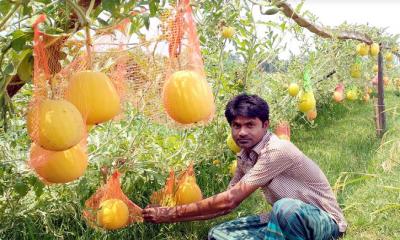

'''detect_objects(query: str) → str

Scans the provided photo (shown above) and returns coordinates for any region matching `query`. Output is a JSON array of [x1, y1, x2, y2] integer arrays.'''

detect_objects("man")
[[143, 93, 347, 239]]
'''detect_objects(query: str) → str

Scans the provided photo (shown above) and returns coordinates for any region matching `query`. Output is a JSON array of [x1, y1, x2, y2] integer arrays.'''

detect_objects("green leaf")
[[142, 14, 150, 30], [33, 180, 44, 198], [28, 176, 45, 198], [280, 22, 286, 32], [22, 5, 32, 16], [11, 30, 28, 51], [262, 7, 280, 15], [102, 0, 119, 13], [149, 0, 159, 16], [129, 17, 142, 34], [14, 180, 29, 197], [303, 68, 312, 91], [4, 63, 14, 75], [0, 1, 11, 15], [295, 0, 305, 13]]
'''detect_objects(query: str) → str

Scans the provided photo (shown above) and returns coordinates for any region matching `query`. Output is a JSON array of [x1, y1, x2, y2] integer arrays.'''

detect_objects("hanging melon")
[[384, 52, 393, 62], [306, 109, 317, 121], [350, 63, 361, 78], [65, 71, 121, 125], [332, 91, 344, 103], [288, 83, 300, 97], [27, 99, 85, 151], [226, 133, 240, 153], [221, 26, 235, 39], [356, 43, 369, 56], [298, 91, 316, 113], [162, 70, 215, 124], [30, 143, 88, 183], [370, 43, 380, 57], [175, 164, 203, 205], [97, 198, 129, 230], [229, 160, 237, 176], [175, 177, 203, 205]]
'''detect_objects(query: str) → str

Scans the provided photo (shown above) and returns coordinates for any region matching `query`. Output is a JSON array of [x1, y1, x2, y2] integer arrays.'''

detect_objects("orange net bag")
[[275, 121, 291, 141], [150, 169, 177, 207], [175, 163, 203, 205], [126, 0, 215, 126], [27, 12, 131, 182], [27, 15, 90, 183], [150, 163, 203, 207], [161, 0, 215, 125], [83, 171, 142, 230]]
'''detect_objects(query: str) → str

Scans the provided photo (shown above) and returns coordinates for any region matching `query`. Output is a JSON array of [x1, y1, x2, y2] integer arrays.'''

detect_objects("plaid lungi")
[[208, 198, 341, 240]]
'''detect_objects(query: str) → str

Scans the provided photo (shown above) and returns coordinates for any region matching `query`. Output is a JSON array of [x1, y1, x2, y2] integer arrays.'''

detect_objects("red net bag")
[[275, 121, 291, 141], [83, 171, 142, 230]]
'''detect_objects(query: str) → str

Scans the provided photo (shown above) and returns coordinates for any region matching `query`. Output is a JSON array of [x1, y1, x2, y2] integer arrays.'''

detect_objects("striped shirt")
[[228, 131, 347, 233]]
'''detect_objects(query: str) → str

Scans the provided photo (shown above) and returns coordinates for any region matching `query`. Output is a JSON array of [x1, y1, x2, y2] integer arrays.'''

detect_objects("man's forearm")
[[170, 208, 232, 222], [170, 191, 236, 221], [144, 182, 259, 224]]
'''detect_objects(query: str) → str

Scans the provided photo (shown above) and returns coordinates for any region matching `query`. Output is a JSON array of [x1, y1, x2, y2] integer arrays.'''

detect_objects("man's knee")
[[208, 222, 226, 240], [271, 198, 304, 225]]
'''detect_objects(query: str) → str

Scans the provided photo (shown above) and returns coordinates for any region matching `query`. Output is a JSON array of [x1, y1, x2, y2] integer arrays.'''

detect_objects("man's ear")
[[263, 120, 269, 129]]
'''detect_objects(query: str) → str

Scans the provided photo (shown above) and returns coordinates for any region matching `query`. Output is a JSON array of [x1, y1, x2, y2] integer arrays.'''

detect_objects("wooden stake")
[[377, 44, 386, 137]]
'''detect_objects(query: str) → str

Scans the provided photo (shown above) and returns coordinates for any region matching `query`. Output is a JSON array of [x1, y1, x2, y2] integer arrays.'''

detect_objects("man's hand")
[[142, 206, 175, 223]]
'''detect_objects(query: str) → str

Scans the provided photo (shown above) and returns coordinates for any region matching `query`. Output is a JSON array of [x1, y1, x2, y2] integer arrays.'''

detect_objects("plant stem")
[[84, 0, 95, 70], [84, 25, 93, 70], [66, 0, 93, 70], [86, 0, 96, 17], [0, 2, 22, 31]]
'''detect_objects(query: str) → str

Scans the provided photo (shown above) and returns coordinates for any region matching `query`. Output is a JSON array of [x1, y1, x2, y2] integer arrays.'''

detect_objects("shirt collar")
[[238, 131, 272, 160]]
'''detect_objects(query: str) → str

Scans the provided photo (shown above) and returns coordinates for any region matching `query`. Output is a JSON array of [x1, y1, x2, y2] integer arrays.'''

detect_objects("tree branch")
[[6, 0, 102, 98], [275, 2, 372, 44]]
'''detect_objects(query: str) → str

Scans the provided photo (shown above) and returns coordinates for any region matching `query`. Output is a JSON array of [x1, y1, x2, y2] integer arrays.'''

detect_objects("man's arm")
[[227, 162, 244, 189], [142, 181, 259, 223]]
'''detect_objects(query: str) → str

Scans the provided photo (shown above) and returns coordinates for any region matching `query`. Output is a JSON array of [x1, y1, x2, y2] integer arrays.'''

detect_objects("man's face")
[[231, 116, 269, 151]]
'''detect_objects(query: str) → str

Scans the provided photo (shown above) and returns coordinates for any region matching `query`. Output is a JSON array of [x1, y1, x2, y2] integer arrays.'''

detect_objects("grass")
[[1, 90, 400, 239], [292, 91, 400, 240]]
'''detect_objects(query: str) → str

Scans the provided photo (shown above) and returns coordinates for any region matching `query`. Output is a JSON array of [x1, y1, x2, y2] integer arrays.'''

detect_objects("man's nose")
[[239, 127, 248, 136]]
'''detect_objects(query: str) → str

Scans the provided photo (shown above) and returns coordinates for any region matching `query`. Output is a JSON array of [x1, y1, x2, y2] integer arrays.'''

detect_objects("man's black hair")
[[225, 93, 269, 125]]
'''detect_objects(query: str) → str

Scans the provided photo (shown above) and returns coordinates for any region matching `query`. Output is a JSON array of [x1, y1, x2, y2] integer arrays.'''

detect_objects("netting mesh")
[[150, 169, 177, 207], [27, 0, 209, 223], [127, 0, 214, 125], [274, 121, 291, 140], [83, 171, 142, 229], [150, 162, 202, 206], [28, 0, 212, 128]]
